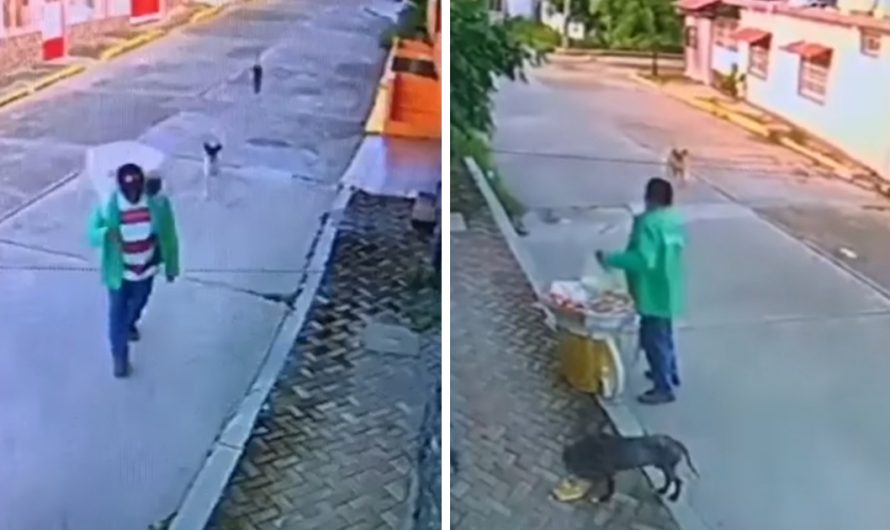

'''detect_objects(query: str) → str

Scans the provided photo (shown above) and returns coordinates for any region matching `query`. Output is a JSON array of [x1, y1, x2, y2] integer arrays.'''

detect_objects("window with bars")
[[714, 18, 739, 50], [798, 57, 829, 103], [748, 43, 769, 79], [861, 30, 881, 57]]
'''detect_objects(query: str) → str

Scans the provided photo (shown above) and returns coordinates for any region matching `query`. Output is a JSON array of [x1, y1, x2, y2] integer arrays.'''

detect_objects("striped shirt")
[[117, 194, 158, 281]]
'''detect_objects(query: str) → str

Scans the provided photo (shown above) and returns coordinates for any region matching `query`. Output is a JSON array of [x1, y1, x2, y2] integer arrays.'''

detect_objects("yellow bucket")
[[558, 331, 620, 396]]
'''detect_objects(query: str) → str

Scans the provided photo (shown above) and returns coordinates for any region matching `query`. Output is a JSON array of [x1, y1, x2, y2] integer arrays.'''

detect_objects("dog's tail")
[[680, 442, 699, 478]]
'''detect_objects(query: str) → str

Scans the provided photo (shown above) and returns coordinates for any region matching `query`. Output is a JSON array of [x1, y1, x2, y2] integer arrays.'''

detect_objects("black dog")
[[562, 434, 698, 502]]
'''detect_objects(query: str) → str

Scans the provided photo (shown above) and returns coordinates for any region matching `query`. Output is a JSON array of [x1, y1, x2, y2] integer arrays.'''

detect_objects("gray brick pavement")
[[207, 192, 441, 530], [451, 167, 680, 530]]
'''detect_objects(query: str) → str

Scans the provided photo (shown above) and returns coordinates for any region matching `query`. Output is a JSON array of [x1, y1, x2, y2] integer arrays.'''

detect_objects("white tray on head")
[[85, 141, 167, 204]]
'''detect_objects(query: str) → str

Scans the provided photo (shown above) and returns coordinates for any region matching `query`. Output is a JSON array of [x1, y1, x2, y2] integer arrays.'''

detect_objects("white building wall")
[[741, 10, 890, 175]]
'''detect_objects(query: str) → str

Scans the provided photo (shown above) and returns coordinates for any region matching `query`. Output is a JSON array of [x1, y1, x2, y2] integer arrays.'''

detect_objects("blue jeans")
[[108, 277, 154, 364], [639, 316, 679, 394]]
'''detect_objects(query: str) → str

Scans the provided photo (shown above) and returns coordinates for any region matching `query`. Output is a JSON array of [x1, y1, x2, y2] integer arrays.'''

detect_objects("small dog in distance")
[[665, 148, 690, 187]]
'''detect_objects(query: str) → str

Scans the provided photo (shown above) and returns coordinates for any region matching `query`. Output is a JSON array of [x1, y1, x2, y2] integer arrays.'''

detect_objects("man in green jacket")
[[88, 164, 180, 378], [597, 178, 686, 405]]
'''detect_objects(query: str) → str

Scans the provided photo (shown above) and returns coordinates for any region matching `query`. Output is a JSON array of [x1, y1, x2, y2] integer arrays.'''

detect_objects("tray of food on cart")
[[542, 280, 634, 333]]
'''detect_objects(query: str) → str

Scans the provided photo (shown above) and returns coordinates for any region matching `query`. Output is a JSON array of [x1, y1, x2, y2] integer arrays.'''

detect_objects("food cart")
[[538, 265, 637, 401]]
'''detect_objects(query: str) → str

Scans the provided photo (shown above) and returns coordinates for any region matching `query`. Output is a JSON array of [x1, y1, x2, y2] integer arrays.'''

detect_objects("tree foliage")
[[544, 0, 596, 23], [594, 0, 681, 51], [508, 17, 561, 55], [451, 0, 530, 138]]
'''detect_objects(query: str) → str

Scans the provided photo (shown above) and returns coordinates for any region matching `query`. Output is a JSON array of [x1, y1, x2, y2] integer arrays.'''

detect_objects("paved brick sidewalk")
[[450, 166, 680, 530], [207, 191, 441, 530]]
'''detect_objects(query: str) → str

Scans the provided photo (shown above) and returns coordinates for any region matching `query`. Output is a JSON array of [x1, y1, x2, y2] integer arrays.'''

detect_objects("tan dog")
[[665, 148, 690, 186]]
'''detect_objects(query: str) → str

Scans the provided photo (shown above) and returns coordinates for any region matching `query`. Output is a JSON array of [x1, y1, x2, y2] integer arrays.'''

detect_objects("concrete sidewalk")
[[0, 0, 394, 528], [207, 190, 441, 530], [489, 63, 890, 530]]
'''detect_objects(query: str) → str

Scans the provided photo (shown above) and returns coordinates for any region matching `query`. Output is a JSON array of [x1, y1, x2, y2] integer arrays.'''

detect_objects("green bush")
[[451, 0, 529, 136], [452, 128, 526, 220], [593, 0, 681, 52], [451, 0, 529, 223], [451, 127, 494, 172], [506, 18, 561, 54]]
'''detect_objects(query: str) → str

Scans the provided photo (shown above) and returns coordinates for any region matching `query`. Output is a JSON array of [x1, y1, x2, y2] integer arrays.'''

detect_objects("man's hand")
[[166, 274, 176, 283], [595, 250, 607, 266]]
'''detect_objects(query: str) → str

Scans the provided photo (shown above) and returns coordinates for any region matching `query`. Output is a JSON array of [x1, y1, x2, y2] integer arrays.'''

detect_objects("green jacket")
[[604, 208, 686, 319], [87, 193, 180, 289]]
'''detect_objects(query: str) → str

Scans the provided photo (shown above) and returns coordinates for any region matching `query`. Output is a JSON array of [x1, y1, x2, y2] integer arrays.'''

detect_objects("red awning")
[[676, 0, 720, 11], [782, 41, 833, 60], [732, 28, 771, 45]]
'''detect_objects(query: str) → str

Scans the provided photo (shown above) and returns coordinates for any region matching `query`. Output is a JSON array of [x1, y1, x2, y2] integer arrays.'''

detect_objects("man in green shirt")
[[87, 164, 180, 378], [597, 178, 686, 405]]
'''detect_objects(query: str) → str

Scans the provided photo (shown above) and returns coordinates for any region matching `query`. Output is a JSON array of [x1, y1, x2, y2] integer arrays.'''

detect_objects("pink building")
[[679, 0, 890, 177], [0, 0, 179, 73]]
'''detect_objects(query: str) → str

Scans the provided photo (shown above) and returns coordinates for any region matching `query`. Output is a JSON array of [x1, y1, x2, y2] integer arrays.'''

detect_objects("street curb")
[[777, 136, 853, 178], [0, 87, 31, 109], [627, 71, 856, 179], [0, 64, 87, 110], [28, 64, 87, 92], [165, 185, 353, 530], [557, 48, 684, 61], [464, 157, 543, 296], [190, 4, 224, 24], [365, 38, 399, 134], [463, 157, 712, 530], [99, 28, 166, 61]]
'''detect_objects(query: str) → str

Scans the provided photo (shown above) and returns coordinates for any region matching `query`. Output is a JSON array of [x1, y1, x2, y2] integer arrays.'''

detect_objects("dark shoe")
[[638, 389, 675, 405], [128, 326, 140, 342], [113, 358, 131, 378], [645, 370, 681, 387]]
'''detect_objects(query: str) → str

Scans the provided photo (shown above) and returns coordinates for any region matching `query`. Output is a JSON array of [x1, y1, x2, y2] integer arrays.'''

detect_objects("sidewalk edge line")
[[690, 169, 890, 306], [0, 170, 80, 225], [464, 156, 543, 295], [465, 156, 713, 530], [166, 185, 353, 530]]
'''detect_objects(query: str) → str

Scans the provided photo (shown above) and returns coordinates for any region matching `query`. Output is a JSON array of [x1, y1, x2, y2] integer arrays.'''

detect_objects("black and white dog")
[[202, 137, 223, 198]]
